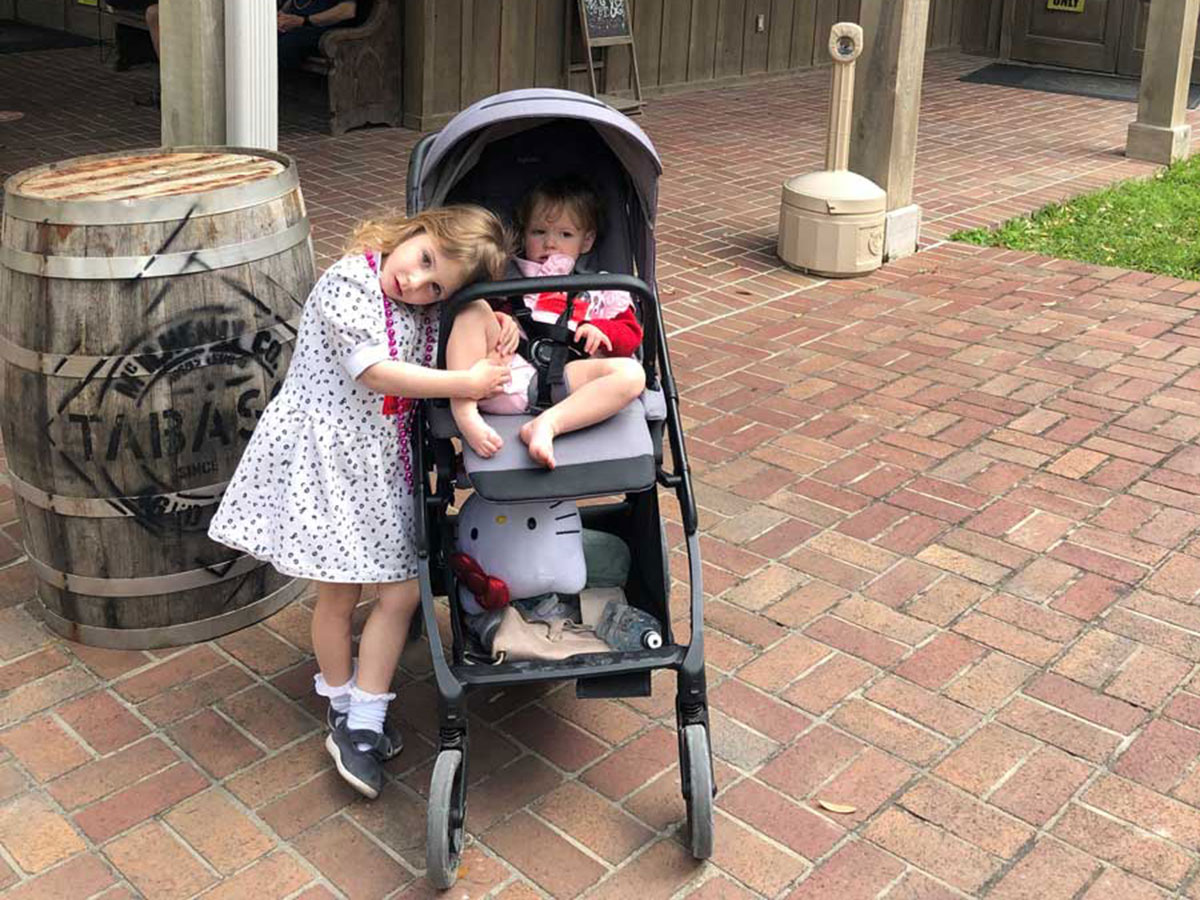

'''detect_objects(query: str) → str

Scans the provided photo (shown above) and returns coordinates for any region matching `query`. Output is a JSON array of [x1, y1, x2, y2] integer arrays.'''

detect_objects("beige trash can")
[[777, 22, 886, 278], [778, 170, 886, 277]]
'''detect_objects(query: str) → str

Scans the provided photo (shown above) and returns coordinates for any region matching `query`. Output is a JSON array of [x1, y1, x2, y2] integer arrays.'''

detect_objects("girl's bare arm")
[[359, 357, 507, 400]]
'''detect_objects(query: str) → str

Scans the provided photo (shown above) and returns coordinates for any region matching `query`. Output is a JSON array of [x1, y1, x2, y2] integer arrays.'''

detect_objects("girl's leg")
[[520, 357, 646, 468], [355, 578, 421, 694], [328, 579, 420, 799], [311, 581, 361, 686], [145, 3, 160, 58], [446, 300, 504, 458], [311, 581, 362, 726]]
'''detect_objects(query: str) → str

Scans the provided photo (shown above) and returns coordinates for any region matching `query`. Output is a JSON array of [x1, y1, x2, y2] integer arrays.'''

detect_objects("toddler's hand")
[[575, 323, 612, 356], [466, 357, 511, 400], [495, 311, 520, 358]]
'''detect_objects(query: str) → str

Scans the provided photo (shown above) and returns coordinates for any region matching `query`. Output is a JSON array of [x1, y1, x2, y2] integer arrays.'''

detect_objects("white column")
[[1126, 0, 1200, 164], [225, 0, 278, 150], [849, 0, 931, 261], [160, 0, 226, 145]]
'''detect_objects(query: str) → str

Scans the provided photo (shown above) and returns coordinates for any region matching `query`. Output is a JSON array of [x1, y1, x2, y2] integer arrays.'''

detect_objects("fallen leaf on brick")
[[817, 800, 856, 814]]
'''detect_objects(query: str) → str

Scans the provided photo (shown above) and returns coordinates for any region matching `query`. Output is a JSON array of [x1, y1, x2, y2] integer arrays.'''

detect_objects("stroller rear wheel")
[[683, 724, 714, 859], [426, 749, 466, 888]]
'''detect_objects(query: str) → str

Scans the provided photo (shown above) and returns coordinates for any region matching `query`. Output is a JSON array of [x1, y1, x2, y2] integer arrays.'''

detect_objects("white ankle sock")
[[313, 659, 359, 716], [347, 686, 395, 751]]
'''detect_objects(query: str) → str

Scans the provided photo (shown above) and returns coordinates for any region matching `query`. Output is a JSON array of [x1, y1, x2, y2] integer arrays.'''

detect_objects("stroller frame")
[[404, 94, 713, 888]]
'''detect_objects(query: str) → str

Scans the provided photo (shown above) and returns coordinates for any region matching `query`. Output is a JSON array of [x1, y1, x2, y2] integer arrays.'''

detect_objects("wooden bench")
[[104, 0, 402, 136], [299, 0, 403, 136], [106, 4, 156, 71]]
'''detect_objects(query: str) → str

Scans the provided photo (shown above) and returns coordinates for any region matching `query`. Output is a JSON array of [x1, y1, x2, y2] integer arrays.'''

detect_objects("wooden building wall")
[[404, 0, 979, 131]]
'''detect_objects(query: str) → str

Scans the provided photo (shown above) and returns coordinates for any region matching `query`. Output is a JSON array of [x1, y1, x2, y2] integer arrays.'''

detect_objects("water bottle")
[[596, 601, 663, 651]]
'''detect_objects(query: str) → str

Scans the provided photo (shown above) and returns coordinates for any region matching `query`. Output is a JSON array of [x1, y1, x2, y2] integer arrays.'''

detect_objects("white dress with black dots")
[[209, 253, 438, 583]]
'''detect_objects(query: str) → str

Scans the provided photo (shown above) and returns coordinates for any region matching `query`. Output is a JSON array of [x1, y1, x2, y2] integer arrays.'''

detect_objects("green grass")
[[951, 153, 1200, 280]]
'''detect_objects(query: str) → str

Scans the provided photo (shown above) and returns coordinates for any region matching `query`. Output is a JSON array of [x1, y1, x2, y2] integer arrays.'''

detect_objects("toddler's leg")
[[446, 300, 504, 458], [521, 357, 646, 469]]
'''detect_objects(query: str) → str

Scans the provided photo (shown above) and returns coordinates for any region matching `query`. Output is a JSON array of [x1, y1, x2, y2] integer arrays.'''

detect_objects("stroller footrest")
[[576, 670, 651, 699], [452, 646, 682, 687]]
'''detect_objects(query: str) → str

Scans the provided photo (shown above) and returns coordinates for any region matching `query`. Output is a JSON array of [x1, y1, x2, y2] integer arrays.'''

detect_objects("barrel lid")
[[3, 146, 298, 225], [781, 170, 886, 215]]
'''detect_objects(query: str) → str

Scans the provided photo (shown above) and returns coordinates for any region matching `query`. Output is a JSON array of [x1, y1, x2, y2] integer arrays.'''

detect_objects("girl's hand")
[[495, 311, 520, 358], [575, 323, 612, 356], [466, 356, 511, 400]]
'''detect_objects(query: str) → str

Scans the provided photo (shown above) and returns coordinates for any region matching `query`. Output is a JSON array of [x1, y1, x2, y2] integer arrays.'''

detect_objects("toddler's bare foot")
[[458, 411, 503, 458], [520, 416, 558, 469]]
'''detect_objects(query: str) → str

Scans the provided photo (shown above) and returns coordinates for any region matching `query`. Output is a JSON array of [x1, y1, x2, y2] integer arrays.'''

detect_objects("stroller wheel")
[[683, 724, 714, 859], [426, 749, 466, 889]]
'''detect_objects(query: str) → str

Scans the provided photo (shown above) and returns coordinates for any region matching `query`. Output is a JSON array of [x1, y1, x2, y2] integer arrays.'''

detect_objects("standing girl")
[[209, 205, 512, 799]]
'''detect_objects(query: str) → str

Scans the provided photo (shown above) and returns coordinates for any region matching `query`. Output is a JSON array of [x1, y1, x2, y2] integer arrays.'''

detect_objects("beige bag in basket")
[[491, 606, 610, 663]]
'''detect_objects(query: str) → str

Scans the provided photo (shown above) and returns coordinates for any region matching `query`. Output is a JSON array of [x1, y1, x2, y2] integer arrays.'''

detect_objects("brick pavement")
[[2, 43, 1200, 899]]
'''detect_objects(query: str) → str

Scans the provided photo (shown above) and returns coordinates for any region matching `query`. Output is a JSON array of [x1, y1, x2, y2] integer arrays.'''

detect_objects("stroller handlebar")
[[448, 273, 657, 313]]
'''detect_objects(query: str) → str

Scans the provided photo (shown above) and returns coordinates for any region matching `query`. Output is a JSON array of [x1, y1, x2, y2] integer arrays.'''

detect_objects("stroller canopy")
[[413, 89, 662, 283]]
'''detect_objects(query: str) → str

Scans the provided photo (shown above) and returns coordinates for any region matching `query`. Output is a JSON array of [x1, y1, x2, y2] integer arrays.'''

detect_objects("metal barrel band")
[[27, 550, 265, 596], [0, 317, 300, 377], [3, 146, 298, 225], [0, 219, 310, 280], [37, 577, 308, 649], [7, 470, 228, 518]]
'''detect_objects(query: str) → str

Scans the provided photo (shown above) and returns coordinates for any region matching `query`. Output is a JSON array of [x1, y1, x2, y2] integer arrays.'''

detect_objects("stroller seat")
[[428, 388, 667, 502]]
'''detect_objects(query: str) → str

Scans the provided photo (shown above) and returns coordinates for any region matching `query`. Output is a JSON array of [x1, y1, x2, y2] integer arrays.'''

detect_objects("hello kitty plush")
[[452, 494, 587, 616]]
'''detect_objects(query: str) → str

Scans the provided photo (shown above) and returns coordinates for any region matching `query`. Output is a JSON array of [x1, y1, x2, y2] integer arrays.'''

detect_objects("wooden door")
[[1116, 0, 1200, 82], [1008, 0, 1123, 72]]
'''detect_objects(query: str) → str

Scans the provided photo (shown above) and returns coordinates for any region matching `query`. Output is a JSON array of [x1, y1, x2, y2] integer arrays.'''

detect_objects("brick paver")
[[2, 40, 1200, 899]]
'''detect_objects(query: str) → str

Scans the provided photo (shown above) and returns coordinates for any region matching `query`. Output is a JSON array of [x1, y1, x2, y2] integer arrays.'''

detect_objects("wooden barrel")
[[0, 147, 314, 648]]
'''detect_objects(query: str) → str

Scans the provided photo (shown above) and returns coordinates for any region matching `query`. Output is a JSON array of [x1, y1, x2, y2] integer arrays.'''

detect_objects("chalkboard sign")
[[573, 0, 643, 112], [579, 0, 632, 42]]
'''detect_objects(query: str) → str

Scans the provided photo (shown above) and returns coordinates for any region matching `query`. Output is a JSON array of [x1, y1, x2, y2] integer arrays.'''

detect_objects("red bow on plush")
[[449, 552, 510, 611]]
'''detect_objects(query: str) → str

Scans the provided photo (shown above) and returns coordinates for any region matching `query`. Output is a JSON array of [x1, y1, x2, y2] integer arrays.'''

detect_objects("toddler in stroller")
[[447, 174, 646, 469], [407, 89, 713, 889]]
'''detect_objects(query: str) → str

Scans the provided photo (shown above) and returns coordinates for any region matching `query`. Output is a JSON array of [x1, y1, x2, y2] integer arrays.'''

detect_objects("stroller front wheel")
[[683, 724, 714, 859], [426, 749, 466, 888]]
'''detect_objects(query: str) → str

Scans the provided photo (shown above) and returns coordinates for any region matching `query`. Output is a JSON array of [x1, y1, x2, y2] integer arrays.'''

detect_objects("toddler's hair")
[[345, 205, 511, 284], [515, 175, 603, 238]]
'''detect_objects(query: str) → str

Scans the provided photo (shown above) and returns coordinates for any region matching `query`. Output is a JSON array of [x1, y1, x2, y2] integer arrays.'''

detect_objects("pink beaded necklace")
[[367, 251, 437, 491]]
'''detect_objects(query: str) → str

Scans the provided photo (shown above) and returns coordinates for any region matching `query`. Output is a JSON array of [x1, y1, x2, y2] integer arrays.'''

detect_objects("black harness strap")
[[533, 292, 576, 411], [509, 291, 593, 412]]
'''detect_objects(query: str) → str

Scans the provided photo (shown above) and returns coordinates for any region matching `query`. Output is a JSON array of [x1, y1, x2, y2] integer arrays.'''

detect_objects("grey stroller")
[[407, 88, 711, 888]]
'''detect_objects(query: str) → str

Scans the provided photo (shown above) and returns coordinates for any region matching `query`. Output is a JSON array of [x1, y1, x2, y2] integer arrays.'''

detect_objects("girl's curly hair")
[[345, 204, 511, 285]]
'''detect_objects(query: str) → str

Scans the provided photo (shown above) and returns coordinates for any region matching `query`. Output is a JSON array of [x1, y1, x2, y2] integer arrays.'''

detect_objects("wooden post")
[[1126, 0, 1200, 164], [160, 0, 226, 145], [848, 0, 930, 261]]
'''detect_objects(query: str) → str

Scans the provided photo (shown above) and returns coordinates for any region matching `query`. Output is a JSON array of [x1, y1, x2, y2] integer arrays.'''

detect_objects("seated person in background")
[[144, 2, 159, 58], [277, 0, 358, 69]]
